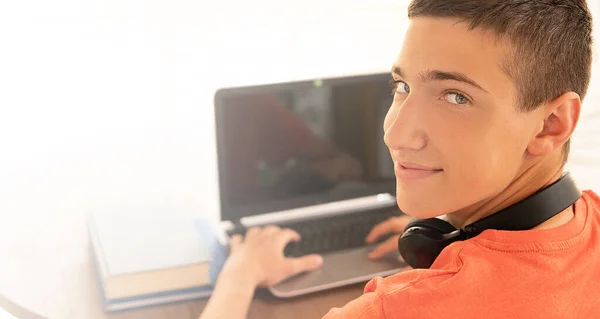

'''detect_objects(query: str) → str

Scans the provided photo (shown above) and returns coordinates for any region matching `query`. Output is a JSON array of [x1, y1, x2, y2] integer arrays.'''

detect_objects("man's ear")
[[527, 92, 581, 156]]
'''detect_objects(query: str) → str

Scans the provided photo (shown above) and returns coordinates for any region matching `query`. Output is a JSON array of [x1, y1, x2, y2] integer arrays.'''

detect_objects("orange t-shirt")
[[323, 190, 600, 318]]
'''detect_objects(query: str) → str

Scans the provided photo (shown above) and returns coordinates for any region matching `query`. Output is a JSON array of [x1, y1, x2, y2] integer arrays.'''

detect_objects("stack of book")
[[87, 212, 227, 312]]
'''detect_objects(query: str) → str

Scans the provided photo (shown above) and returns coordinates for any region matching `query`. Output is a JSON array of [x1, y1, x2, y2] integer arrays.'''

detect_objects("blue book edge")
[[194, 219, 228, 284]]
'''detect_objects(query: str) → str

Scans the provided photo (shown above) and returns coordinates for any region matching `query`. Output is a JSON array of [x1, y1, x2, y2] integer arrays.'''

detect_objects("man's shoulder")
[[370, 190, 600, 317], [578, 190, 600, 227], [367, 242, 472, 302], [582, 189, 600, 207]]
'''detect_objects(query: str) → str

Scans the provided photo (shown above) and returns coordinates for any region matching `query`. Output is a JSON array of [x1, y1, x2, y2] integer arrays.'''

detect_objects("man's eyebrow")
[[391, 66, 404, 78], [425, 70, 489, 93], [391, 66, 489, 93]]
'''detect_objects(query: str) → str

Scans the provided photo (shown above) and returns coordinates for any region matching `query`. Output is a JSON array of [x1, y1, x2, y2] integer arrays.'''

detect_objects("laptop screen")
[[214, 73, 396, 221]]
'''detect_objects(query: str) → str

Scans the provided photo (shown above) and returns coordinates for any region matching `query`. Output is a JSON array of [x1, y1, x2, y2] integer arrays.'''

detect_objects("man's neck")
[[446, 156, 571, 230]]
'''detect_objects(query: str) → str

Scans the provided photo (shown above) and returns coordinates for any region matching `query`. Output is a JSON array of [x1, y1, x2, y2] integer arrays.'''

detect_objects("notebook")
[[88, 212, 222, 311]]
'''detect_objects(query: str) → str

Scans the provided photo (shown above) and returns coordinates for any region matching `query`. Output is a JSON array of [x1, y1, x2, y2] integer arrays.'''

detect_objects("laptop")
[[213, 72, 407, 298]]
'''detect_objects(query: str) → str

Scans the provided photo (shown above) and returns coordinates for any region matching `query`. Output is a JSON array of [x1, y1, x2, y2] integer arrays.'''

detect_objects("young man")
[[200, 0, 600, 318]]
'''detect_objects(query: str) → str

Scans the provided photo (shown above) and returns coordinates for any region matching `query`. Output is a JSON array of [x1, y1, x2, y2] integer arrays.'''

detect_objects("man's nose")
[[383, 97, 427, 151]]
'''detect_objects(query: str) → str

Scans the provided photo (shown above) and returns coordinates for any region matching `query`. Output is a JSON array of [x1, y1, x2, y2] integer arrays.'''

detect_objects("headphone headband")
[[462, 174, 581, 237]]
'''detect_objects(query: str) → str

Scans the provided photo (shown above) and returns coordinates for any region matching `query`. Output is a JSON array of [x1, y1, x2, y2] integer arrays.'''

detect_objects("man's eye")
[[444, 92, 470, 105], [392, 81, 410, 94]]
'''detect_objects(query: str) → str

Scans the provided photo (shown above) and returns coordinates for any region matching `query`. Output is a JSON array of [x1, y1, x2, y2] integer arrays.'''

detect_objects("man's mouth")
[[394, 161, 443, 180], [396, 161, 443, 171]]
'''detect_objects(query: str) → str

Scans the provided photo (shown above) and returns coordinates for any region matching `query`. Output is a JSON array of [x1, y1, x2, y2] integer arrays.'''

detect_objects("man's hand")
[[222, 226, 324, 288], [365, 215, 412, 259]]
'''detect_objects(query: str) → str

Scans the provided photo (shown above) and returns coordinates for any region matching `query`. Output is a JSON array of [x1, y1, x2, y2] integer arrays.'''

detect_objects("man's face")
[[385, 18, 540, 218]]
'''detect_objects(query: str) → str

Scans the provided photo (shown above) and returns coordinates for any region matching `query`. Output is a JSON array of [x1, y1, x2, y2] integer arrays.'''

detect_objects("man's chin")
[[396, 195, 446, 219]]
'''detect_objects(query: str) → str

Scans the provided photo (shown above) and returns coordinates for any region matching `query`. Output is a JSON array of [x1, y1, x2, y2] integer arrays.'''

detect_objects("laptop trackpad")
[[268, 245, 406, 298]]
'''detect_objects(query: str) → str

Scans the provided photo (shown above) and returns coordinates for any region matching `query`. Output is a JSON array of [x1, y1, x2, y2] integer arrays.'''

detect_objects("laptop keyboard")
[[227, 207, 402, 257]]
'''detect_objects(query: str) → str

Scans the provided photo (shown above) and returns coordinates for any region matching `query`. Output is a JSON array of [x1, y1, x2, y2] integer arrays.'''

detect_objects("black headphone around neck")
[[397, 174, 581, 269]]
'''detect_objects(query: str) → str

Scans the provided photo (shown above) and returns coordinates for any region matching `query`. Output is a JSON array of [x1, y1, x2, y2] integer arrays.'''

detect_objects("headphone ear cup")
[[398, 218, 460, 269]]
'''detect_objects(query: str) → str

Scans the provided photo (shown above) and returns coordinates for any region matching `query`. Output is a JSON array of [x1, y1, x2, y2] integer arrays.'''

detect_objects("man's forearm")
[[198, 268, 257, 319]]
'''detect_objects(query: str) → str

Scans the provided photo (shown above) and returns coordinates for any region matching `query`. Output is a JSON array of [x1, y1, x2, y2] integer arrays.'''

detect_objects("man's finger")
[[368, 235, 400, 259], [276, 228, 301, 245], [229, 234, 243, 252], [365, 217, 406, 244], [246, 227, 260, 238], [287, 254, 324, 277], [263, 224, 281, 234]]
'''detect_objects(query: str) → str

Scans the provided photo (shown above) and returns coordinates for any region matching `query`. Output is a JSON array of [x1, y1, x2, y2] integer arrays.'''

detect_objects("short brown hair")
[[408, 0, 594, 161]]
